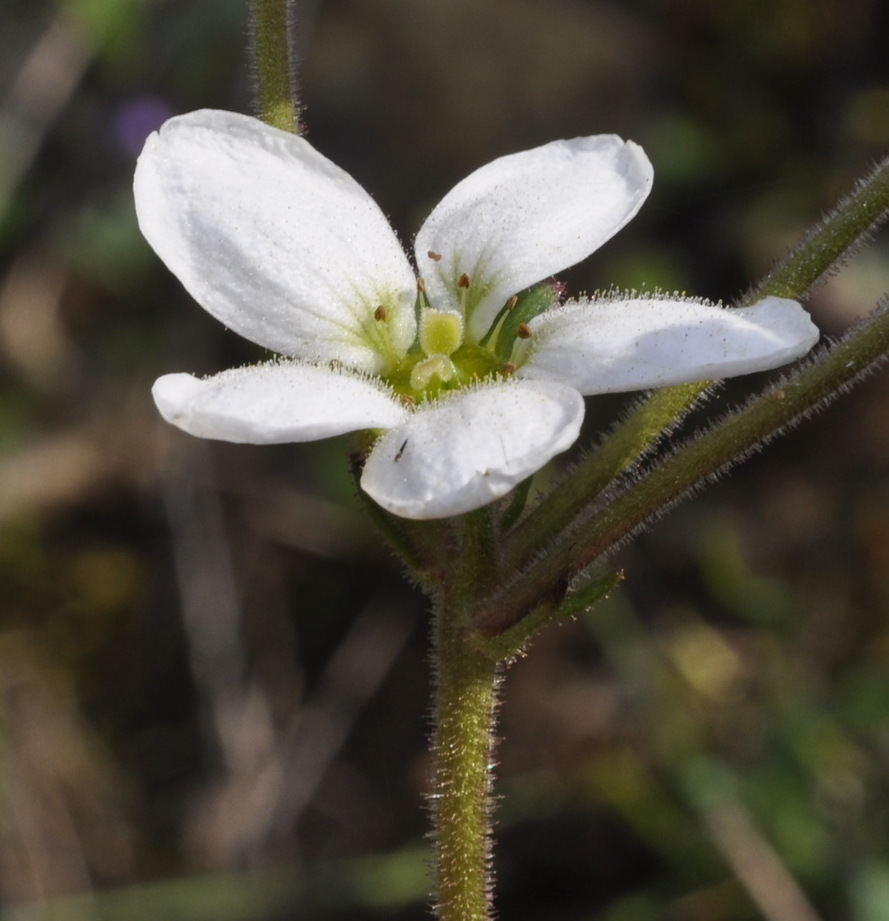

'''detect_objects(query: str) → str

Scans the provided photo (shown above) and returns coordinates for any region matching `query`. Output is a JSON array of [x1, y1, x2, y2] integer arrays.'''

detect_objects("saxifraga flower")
[[136, 110, 818, 519]]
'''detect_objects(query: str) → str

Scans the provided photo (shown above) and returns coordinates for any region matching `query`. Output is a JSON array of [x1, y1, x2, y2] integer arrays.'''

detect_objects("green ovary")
[[420, 308, 464, 357], [380, 292, 553, 401], [386, 341, 507, 402]]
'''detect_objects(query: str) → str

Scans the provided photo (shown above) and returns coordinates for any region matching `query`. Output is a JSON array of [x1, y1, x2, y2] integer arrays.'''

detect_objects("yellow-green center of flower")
[[386, 304, 504, 400], [419, 308, 463, 357], [410, 308, 463, 390], [381, 281, 555, 402]]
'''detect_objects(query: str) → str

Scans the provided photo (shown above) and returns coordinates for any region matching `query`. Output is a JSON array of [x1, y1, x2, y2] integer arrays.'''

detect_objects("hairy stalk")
[[349, 449, 463, 591], [746, 153, 889, 302], [474, 297, 889, 638], [505, 153, 889, 570], [474, 570, 624, 663], [505, 382, 712, 569], [248, 0, 299, 132], [430, 587, 500, 921], [461, 506, 497, 588]]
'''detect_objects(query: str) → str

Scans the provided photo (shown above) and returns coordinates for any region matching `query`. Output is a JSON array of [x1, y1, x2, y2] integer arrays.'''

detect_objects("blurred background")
[[2, 0, 889, 919]]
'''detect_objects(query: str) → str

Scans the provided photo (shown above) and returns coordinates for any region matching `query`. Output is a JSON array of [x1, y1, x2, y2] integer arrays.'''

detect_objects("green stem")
[[474, 297, 889, 638], [746, 153, 889, 302], [504, 382, 712, 570], [505, 153, 889, 570], [248, 0, 298, 132], [461, 506, 497, 589], [475, 570, 624, 662], [431, 590, 500, 921]]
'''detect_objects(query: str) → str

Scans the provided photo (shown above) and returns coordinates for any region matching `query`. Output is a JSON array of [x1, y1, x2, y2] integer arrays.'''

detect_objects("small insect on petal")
[[427, 251, 442, 262]]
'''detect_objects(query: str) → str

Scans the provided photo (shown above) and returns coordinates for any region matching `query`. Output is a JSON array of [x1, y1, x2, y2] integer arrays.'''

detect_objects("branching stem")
[[506, 153, 889, 571], [475, 298, 889, 638]]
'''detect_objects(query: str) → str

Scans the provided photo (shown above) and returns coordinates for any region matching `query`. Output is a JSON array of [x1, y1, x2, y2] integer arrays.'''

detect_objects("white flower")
[[135, 109, 819, 520]]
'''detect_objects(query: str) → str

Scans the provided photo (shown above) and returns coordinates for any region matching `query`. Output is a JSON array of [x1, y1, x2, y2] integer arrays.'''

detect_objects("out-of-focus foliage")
[[1, 0, 888, 918]]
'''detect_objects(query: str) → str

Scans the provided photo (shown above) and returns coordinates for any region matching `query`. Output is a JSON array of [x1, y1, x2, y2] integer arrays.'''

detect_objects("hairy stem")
[[474, 298, 889, 638], [505, 382, 711, 570], [248, 0, 298, 132], [431, 590, 500, 921], [506, 153, 889, 570], [746, 153, 889, 302]]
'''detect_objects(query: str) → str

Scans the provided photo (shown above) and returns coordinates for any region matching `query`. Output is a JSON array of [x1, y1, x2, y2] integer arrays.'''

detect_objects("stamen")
[[492, 284, 555, 362], [374, 305, 387, 321], [500, 362, 517, 374], [427, 251, 442, 262], [415, 277, 431, 313], [478, 296, 518, 348], [457, 273, 471, 288]]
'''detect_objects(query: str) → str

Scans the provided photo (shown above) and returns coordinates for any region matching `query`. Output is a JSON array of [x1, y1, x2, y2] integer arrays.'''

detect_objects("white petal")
[[415, 136, 652, 342], [360, 380, 584, 519], [135, 110, 417, 372], [517, 296, 820, 394], [152, 362, 409, 443]]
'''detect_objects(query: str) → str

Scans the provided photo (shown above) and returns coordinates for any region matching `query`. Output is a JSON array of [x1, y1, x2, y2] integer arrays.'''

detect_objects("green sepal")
[[471, 569, 624, 662], [493, 283, 558, 362], [555, 569, 626, 620], [499, 476, 534, 533]]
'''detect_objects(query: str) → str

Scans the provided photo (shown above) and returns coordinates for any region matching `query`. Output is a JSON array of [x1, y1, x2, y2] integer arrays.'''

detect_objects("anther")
[[505, 295, 518, 311], [457, 273, 471, 288], [517, 323, 533, 339], [427, 251, 442, 262], [415, 277, 432, 311], [374, 305, 387, 321], [500, 362, 517, 374]]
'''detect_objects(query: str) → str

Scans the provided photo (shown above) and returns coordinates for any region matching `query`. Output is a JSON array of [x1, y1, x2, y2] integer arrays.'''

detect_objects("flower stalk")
[[431, 590, 501, 921], [473, 296, 889, 640], [147, 19, 889, 921], [746, 153, 889, 303], [248, 0, 299, 132], [504, 153, 889, 572]]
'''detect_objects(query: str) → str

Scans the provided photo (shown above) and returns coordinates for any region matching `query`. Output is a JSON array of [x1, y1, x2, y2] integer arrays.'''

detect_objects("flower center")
[[419, 308, 463, 359], [382, 280, 556, 402]]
